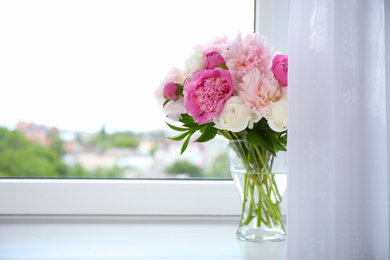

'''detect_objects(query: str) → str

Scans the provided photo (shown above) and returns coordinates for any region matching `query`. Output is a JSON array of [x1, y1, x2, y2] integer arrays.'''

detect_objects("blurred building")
[[16, 121, 59, 147]]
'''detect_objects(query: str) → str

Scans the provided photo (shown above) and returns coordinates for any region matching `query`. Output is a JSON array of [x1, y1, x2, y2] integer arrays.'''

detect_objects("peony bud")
[[163, 82, 183, 101], [271, 54, 288, 87], [204, 51, 227, 69]]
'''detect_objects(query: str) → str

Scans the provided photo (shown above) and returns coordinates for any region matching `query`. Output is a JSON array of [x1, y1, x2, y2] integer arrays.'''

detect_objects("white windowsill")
[[0, 218, 286, 260], [0, 179, 289, 259]]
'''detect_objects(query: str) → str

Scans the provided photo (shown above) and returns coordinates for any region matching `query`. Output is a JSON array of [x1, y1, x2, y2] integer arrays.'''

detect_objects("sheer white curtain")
[[287, 0, 389, 259]]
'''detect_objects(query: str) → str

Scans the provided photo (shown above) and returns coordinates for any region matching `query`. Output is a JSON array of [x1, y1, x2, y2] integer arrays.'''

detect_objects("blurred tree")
[[66, 163, 87, 178], [110, 132, 139, 148], [48, 131, 65, 157], [0, 128, 67, 177], [0, 127, 127, 178], [204, 153, 230, 178], [67, 163, 125, 178], [165, 160, 202, 178], [88, 165, 125, 178], [91, 128, 139, 150], [92, 125, 109, 151]]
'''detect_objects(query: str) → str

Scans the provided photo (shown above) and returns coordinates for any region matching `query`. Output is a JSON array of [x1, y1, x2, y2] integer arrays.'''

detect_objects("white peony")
[[213, 96, 261, 132], [163, 98, 186, 121], [266, 99, 287, 132], [184, 50, 205, 78]]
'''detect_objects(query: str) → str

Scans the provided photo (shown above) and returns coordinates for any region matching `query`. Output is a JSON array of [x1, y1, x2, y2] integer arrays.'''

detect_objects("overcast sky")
[[0, 0, 254, 133]]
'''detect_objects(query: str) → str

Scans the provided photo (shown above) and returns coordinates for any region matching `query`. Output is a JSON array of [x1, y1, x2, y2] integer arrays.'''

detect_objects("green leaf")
[[246, 131, 276, 156], [263, 131, 287, 152], [181, 134, 192, 154], [166, 122, 188, 132], [248, 118, 288, 154], [167, 131, 191, 141], [273, 140, 287, 152], [195, 124, 218, 143], [179, 114, 195, 124], [183, 123, 203, 131], [179, 115, 204, 131]]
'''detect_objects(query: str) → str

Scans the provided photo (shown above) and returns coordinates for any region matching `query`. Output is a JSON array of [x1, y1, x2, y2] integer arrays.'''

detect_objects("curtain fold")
[[287, 0, 389, 259]]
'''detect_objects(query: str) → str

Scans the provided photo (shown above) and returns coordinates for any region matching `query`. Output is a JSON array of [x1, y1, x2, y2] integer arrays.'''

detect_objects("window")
[[0, 0, 254, 179], [0, 0, 290, 218]]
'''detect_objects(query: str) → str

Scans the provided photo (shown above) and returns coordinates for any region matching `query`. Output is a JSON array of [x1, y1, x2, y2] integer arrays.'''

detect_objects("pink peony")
[[183, 68, 234, 124], [271, 54, 288, 86], [223, 33, 274, 86], [238, 71, 287, 117], [163, 82, 180, 101], [204, 52, 226, 69]]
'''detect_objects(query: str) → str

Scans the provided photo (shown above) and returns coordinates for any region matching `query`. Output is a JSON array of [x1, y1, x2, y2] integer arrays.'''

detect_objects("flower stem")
[[229, 140, 286, 234]]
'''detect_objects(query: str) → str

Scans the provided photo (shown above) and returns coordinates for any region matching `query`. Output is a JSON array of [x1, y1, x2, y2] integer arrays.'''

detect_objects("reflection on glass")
[[0, 0, 254, 178]]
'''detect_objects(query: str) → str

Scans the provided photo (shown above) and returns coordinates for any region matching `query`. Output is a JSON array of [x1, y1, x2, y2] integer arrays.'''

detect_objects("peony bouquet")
[[156, 33, 288, 241], [156, 33, 287, 154]]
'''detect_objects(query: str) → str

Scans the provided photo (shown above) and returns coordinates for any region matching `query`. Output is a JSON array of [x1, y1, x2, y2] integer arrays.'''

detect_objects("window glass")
[[0, 0, 254, 178]]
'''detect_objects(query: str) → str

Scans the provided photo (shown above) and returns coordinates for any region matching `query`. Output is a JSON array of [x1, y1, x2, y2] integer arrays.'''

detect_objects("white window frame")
[[0, 179, 241, 217], [0, 0, 289, 220]]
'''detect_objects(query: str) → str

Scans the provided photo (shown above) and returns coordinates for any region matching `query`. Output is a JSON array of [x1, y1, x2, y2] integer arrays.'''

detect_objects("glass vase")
[[228, 140, 287, 242]]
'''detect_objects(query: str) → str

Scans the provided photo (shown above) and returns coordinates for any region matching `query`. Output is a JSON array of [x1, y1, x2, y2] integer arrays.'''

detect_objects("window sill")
[[0, 179, 286, 259], [0, 218, 286, 259]]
